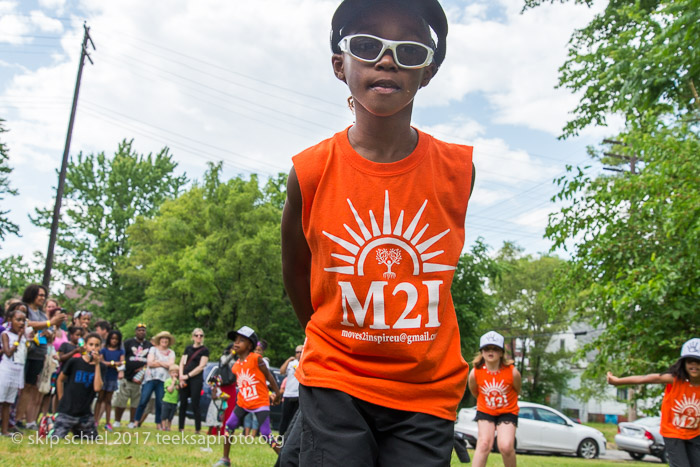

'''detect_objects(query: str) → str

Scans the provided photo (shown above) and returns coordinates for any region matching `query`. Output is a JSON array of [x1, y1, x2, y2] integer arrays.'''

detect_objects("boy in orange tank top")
[[607, 338, 700, 467], [280, 0, 476, 465], [468, 331, 521, 467], [215, 326, 281, 467]]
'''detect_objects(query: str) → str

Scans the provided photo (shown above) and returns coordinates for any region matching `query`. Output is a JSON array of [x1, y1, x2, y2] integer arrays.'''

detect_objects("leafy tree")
[[528, 0, 700, 391], [524, 0, 700, 137], [0, 119, 19, 242], [547, 124, 700, 379], [122, 164, 301, 363], [484, 243, 571, 403], [452, 238, 500, 359], [0, 255, 41, 303], [32, 139, 186, 319]]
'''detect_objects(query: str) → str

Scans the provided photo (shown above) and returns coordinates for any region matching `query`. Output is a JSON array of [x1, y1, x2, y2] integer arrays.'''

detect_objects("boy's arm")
[[259, 355, 281, 404], [93, 356, 104, 392], [57, 372, 66, 401], [606, 371, 673, 386], [281, 167, 314, 328]]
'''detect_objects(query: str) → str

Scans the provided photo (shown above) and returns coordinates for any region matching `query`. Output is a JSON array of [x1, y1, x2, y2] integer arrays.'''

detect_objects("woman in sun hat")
[[134, 330, 176, 430]]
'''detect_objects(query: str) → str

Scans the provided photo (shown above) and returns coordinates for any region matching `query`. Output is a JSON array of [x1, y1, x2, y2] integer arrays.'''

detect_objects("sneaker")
[[127, 422, 135, 429], [15, 421, 26, 430], [113, 421, 121, 428], [25, 422, 38, 431], [213, 459, 231, 467], [104, 423, 113, 432]]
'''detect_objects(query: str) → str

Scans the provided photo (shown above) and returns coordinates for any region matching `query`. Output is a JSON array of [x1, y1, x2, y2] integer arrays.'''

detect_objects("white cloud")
[[29, 10, 64, 33]]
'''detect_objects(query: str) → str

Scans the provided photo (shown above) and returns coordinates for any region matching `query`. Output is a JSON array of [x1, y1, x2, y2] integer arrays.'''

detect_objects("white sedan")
[[454, 401, 607, 459]]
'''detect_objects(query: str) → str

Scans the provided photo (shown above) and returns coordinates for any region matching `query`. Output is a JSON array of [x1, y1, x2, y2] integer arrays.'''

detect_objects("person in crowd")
[[72, 310, 92, 330], [178, 328, 210, 434], [57, 326, 84, 367], [278, 345, 303, 436], [0, 306, 27, 436], [95, 330, 124, 431], [279, 0, 475, 464], [255, 339, 271, 368], [215, 342, 237, 436], [607, 338, 700, 467], [113, 323, 152, 428], [216, 326, 281, 466], [0, 302, 28, 433], [243, 411, 259, 439], [94, 320, 111, 345], [53, 332, 105, 440], [17, 284, 66, 430], [468, 331, 521, 467], [162, 365, 180, 432], [47, 300, 68, 352], [135, 330, 175, 430]]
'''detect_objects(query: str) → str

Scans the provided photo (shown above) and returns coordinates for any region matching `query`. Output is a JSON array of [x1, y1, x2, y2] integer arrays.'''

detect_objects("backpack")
[[38, 413, 56, 439], [218, 353, 236, 386]]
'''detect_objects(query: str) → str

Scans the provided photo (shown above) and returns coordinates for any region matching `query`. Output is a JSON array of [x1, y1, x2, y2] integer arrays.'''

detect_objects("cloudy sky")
[[0, 0, 619, 279]]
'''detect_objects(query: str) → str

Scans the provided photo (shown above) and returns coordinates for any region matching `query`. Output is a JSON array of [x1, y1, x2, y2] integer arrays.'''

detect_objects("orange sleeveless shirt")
[[659, 378, 700, 439], [293, 127, 472, 420], [474, 365, 519, 416], [233, 355, 269, 410]]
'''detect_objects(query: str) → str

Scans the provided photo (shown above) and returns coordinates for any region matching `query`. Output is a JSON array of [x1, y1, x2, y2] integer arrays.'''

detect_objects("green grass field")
[[0, 424, 653, 466]]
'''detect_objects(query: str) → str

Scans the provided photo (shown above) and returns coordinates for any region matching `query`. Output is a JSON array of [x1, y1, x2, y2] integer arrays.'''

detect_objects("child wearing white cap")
[[607, 337, 700, 466], [468, 331, 521, 467]]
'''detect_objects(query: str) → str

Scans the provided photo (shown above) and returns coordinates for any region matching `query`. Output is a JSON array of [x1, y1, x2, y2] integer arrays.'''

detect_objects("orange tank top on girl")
[[293, 127, 472, 421], [659, 378, 700, 439], [474, 365, 519, 416], [232, 354, 269, 410]]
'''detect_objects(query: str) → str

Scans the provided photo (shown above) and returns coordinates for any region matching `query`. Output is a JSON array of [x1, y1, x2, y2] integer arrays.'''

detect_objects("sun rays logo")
[[672, 393, 700, 430], [237, 369, 260, 401], [481, 378, 509, 408], [322, 191, 454, 279]]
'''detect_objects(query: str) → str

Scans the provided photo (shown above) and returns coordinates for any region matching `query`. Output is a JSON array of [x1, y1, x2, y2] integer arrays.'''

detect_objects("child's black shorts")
[[474, 410, 519, 427], [296, 384, 454, 467]]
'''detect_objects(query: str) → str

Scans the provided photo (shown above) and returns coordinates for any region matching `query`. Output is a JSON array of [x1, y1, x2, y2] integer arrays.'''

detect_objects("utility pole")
[[602, 139, 637, 175], [42, 22, 95, 289]]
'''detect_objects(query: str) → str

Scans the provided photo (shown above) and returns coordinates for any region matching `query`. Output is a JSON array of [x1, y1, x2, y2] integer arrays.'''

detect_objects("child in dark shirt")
[[53, 332, 105, 440], [57, 326, 84, 370]]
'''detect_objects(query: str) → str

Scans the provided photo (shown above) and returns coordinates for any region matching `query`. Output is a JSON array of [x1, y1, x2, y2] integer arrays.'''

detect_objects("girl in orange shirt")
[[468, 331, 522, 467], [216, 326, 281, 467], [607, 338, 700, 467]]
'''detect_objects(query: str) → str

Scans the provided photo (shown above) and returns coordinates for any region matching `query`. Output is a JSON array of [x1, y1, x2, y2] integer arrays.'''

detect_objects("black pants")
[[664, 436, 700, 467], [291, 384, 453, 467], [178, 375, 203, 431], [278, 397, 299, 436]]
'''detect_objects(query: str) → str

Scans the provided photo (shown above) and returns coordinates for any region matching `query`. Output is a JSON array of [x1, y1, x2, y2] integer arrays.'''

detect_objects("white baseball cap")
[[681, 338, 700, 359], [480, 331, 504, 350]]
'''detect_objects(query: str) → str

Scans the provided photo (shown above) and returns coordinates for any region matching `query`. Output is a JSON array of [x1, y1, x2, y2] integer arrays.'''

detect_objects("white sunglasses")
[[338, 34, 434, 69]]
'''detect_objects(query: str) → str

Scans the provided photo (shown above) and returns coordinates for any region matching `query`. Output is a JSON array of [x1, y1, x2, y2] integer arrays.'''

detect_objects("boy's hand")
[[606, 371, 619, 385]]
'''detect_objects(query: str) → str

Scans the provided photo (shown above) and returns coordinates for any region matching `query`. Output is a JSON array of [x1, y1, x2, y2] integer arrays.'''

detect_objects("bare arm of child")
[[259, 355, 282, 405], [93, 353, 104, 393], [606, 371, 673, 386], [467, 369, 478, 399], [512, 366, 522, 395], [1, 333, 14, 357], [281, 167, 314, 328], [57, 372, 66, 401]]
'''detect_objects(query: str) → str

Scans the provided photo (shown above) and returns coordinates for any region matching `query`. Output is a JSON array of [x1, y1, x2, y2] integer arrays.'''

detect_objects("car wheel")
[[629, 452, 645, 460], [577, 438, 599, 459]]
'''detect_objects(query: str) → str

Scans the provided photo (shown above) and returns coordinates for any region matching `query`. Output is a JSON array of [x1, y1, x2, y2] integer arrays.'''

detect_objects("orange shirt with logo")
[[659, 378, 700, 439], [474, 365, 519, 416], [233, 355, 269, 410], [293, 127, 472, 421]]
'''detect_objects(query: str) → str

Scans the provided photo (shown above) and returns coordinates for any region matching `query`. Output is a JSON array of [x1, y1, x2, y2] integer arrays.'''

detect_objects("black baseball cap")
[[227, 325, 259, 347], [330, 0, 449, 68]]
